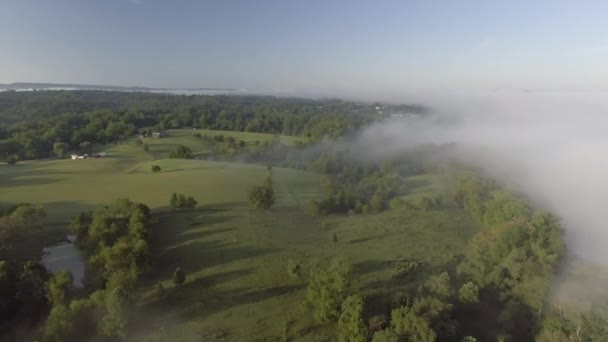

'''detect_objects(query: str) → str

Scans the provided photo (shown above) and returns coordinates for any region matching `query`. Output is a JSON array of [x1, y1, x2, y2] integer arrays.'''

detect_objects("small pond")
[[41, 235, 85, 287]]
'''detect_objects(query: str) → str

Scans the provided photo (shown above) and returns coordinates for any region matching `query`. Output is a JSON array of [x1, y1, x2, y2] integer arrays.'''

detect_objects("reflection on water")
[[41, 234, 85, 287]]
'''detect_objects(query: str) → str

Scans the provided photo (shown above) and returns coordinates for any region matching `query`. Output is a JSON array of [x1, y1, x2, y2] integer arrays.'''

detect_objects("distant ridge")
[[0, 82, 237, 92]]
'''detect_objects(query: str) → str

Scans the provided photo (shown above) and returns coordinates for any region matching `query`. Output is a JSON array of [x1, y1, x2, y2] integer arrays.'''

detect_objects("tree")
[[98, 287, 128, 338], [306, 258, 352, 323], [390, 306, 436, 342], [47, 271, 73, 307], [338, 295, 366, 342], [16, 261, 49, 319], [43, 304, 74, 342], [372, 329, 399, 342], [151, 165, 161, 173], [458, 282, 479, 304], [52, 142, 69, 159], [248, 176, 275, 210], [169, 193, 197, 209], [426, 272, 452, 299], [173, 267, 186, 285]]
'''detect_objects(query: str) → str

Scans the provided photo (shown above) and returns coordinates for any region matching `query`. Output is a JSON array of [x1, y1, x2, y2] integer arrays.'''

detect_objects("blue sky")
[[1, 0, 608, 95]]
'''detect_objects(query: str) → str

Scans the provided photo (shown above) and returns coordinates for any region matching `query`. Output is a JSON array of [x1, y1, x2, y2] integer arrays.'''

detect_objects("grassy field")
[[0, 131, 480, 341], [144, 129, 308, 159]]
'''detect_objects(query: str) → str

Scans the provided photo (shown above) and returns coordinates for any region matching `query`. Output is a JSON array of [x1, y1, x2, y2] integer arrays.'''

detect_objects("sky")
[[2, 0, 608, 96]]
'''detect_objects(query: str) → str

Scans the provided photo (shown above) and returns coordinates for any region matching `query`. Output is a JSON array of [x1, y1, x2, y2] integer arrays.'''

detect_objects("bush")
[[6, 155, 17, 165], [391, 259, 423, 279], [287, 259, 301, 278], [151, 165, 161, 173], [172, 267, 186, 286]]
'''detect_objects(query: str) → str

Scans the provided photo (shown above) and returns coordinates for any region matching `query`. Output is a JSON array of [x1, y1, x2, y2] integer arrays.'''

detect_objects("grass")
[[0, 133, 480, 341], [143, 129, 308, 159]]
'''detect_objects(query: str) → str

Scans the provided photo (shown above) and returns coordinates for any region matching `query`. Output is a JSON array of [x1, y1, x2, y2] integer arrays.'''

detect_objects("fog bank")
[[360, 90, 608, 263]]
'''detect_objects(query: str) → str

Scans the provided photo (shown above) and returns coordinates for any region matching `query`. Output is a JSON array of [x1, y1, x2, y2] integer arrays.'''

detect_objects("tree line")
[[0, 90, 426, 161]]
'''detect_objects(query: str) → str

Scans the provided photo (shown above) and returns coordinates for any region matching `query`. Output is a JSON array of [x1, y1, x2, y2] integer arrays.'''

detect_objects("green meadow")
[[0, 130, 479, 341]]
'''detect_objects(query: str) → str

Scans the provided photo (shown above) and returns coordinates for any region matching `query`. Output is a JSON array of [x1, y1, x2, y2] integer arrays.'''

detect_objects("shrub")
[[372, 329, 399, 342], [151, 165, 161, 173], [287, 259, 301, 278], [6, 155, 17, 165], [172, 267, 186, 286], [391, 259, 423, 279]]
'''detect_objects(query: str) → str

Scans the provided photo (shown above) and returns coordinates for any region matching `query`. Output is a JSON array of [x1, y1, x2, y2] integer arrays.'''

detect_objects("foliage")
[[306, 258, 352, 323], [338, 295, 366, 342], [390, 306, 437, 342], [72, 199, 152, 282], [151, 165, 161, 173], [371, 329, 399, 342], [173, 267, 186, 285], [46, 271, 73, 307], [43, 304, 74, 342], [425, 272, 452, 299]]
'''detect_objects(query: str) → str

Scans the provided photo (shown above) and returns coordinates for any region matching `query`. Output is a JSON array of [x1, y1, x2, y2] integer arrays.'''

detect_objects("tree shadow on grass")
[[354, 259, 391, 276], [150, 238, 280, 281], [173, 282, 306, 320]]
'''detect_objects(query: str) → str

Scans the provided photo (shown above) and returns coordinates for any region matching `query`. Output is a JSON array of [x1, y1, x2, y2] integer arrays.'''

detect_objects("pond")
[[41, 235, 86, 287]]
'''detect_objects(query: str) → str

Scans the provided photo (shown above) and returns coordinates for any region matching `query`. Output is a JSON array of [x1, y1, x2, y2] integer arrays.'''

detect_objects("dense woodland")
[[0, 90, 425, 161], [0, 91, 604, 341]]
